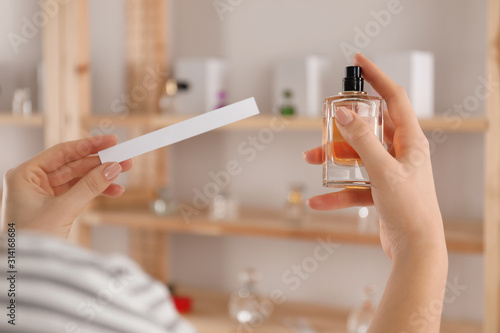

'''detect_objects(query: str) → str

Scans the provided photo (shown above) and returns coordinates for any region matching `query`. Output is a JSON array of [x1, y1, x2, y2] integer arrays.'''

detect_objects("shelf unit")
[[78, 208, 483, 254], [37, 0, 500, 331], [0, 113, 43, 127], [176, 286, 481, 333], [87, 114, 489, 132]]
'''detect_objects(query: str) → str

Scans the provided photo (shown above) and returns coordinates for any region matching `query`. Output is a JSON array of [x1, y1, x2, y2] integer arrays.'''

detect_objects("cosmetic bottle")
[[322, 66, 384, 188], [228, 268, 271, 325], [347, 285, 377, 333], [283, 183, 306, 226]]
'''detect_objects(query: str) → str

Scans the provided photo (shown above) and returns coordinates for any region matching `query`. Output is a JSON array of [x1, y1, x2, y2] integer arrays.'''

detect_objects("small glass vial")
[[149, 186, 178, 216], [228, 268, 271, 325], [283, 183, 306, 226], [347, 285, 377, 333], [279, 89, 295, 116], [208, 191, 240, 221], [323, 66, 383, 188]]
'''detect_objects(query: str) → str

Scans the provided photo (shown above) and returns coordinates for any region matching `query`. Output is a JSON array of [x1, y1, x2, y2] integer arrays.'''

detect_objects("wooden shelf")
[[176, 285, 481, 333], [0, 113, 43, 127], [87, 114, 489, 132], [79, 208, 483, 254]]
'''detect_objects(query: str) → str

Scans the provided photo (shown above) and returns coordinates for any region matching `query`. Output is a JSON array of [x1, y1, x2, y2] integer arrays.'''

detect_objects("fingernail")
[[302, 151, 307, 159], [104, 162, 122, 181], [335, 108, 354, 126], [353, 52, 363, 65]]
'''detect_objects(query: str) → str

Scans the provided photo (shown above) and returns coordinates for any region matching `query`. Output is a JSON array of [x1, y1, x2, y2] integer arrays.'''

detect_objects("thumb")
[[63, 162, 122, 209], [335, 107, 391, 172]]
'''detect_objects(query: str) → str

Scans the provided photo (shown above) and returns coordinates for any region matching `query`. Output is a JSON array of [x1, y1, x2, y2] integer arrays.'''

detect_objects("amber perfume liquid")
[[322, 66, 384, 189]]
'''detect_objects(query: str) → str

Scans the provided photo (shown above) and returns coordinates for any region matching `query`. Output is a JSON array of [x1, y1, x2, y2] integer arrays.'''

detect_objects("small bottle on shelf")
[[228, 268, 271, 325], [215, 90, 228, 109], [347, 285, 377, 333], [279, 89, 296, 116], [283, 183, 306, 226]]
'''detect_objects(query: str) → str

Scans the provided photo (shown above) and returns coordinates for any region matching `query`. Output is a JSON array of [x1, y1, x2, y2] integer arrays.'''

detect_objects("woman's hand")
[[304, 53, 448, 333], [303, 53, 446, 261], [1, 135, 132, 238]]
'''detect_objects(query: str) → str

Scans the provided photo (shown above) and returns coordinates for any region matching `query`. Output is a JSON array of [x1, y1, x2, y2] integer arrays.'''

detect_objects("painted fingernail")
[[104, 162, 122, 181], [335, 108, 354, 126]]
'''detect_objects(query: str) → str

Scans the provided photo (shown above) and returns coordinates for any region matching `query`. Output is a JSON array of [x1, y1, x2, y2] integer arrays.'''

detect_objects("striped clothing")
[[0, 232, 197, 333]]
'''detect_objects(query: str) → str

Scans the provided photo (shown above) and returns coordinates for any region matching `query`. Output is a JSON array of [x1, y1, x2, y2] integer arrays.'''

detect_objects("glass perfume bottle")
[[228, 268, 271, 325], [279, 89, 295, 116], [323, 66, 384, 188], [347, 285, 377, 333], [283, 184, 306, 225], [149, 186, 178, 216]]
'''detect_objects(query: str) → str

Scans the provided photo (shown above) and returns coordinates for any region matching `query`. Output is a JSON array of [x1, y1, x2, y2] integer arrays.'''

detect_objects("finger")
[[353, 53, 420, 133], [334, 107, 393, 174], [61, 162, 122, 210], [383, 109, 396, 156], [120, 159, 134, 173], [52, 178, 80, 196], [48, 156, 100, 187], [102, 183, 125, 198], [48, 156, 133, 187], [303, 146, 323, 165], [53, 179, 127, 198], [308, 189, 374, 210], [36, 135, 118, 173]]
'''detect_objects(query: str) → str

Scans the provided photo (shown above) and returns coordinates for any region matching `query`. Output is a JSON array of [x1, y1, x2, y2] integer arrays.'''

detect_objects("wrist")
[[392, 237, 448, 274]]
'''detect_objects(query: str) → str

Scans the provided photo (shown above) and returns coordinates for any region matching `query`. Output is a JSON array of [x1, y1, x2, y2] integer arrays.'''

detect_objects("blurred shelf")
[[0, 113, 43, 127], [87, 114, 489, 132], [177, 285, 481, 333], [80, 208, 483, 254]]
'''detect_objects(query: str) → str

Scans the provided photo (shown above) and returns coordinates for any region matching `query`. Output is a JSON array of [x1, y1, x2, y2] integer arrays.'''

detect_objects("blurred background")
[[0, 0, 493, 332]]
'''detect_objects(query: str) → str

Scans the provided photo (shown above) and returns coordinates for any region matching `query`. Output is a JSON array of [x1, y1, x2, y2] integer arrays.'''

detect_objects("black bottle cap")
[[342, 66, 364, 92]]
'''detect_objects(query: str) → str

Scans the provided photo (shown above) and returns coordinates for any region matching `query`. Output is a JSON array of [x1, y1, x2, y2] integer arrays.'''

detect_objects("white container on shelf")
[[273, 55, 329, 117], [174, 58, 227, 114], [0, 65, 18, 111], [374, 51, 435, 118]]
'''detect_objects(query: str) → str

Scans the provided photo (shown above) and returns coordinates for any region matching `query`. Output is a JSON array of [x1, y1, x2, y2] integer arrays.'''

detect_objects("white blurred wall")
[[0, 0, 44, 186]]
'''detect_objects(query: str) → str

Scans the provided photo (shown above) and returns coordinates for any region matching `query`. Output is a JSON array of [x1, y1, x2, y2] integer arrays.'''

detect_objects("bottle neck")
[[339, 91, 367, 96]]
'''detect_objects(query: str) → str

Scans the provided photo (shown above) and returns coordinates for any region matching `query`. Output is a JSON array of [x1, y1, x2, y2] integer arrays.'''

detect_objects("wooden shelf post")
[[41, 0, 90, 148], [485, 0, 500, 332], [124, 0, 170, 282]]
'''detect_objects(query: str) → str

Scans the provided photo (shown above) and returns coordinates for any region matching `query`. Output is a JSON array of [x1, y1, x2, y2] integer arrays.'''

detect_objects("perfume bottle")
[[228, 268, 271, 325], [347, 285, 377, 333], [283, 184, 306, 225], [208, 191, 240, 221], [279, 89, 295, 116], [323, 66, 384, 188], [149, 186, 178, 216], [215, 90, 228, 109]]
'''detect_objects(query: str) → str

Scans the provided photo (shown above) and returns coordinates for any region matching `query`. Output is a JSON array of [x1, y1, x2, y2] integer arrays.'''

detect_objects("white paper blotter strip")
[[98, 97, 260, 163]]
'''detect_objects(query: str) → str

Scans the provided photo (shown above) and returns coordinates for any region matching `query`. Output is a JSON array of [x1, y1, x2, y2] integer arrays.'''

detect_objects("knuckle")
[[414, 135, 430, 153], [4, 168, 15, 178], [3, 168, 16, 184], [395, 84, 408, 97], [83, 175, 102, 196], [348, 121, 373, 145]]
